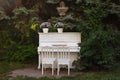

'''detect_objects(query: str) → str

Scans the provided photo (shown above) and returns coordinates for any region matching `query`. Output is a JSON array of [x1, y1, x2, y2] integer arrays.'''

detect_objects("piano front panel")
[[38, 32, 81, 47]]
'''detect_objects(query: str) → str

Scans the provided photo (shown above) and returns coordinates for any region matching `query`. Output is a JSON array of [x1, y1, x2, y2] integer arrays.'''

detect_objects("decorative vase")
[[57, 28, 63, 33], [57, 7, 68, 17], [56, 1, 68, 17], [43, 28, 49, 33]]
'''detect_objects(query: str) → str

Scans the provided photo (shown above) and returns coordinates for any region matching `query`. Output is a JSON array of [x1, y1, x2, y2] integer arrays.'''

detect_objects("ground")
[[9, 68, 81, 79], [0, 61, 120, 80]]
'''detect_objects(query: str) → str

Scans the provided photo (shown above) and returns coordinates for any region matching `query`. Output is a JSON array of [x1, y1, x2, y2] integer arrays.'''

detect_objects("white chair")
[[41, 46, 56, 75], [56, 46, 70, 76]]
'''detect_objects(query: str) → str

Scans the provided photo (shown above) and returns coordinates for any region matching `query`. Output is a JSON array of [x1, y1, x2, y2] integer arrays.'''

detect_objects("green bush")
[[72, 1, 120, 70], [5, 44, 37, 62], [80, 31, 119, 69]]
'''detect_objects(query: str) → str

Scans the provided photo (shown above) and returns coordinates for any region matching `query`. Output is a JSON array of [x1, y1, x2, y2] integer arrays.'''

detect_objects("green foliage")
[[13, 7, 30, 17], [0, 0, 22, 15], [47, 0, 120, 69], [48, 15, 77, 32], [5, 44, 37, 62], [0, 0, 120, 70], [0, 28, 38, 62], [0, 61, 24, 74], [47, 0, 60, 4], [0, 7, 39, 62], [0, 11, 10, 20], [80, 30, 119, 68], [11, 7, 39, 44], [71, 1, 120, 69], [12, 7, 31, 34]]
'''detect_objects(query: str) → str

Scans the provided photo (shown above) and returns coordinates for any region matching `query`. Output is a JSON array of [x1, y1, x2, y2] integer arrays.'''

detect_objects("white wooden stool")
[[41, 46, 56, 75], [56, 46, 70, 76]]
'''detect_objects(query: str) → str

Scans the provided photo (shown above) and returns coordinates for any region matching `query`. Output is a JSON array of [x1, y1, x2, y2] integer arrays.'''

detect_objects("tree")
[[0, 0, 22, 15], [47, 0, 120, 69]]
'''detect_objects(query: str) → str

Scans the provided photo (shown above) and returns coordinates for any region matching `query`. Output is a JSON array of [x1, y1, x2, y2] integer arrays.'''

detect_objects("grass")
[[0, 61, 120, 80], [0, 61, 25, 74], [0, 61, 24, 80]]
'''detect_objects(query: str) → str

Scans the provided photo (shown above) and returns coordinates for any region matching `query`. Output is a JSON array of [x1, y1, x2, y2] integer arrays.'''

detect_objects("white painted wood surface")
[[37, 32, 81, 69], [38, 32, 81, 47], [41, 46, 56, 75]]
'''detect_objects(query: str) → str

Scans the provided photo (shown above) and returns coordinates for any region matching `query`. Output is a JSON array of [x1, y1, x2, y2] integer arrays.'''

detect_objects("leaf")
[[46, 0, 60, 4]]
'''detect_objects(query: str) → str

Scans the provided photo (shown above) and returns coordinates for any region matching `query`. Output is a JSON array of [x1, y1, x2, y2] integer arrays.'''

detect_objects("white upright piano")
[[37, 32, 81, 69]]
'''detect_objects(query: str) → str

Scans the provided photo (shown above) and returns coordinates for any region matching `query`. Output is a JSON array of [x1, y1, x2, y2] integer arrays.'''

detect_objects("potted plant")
[[54, 22, 64, 33], [40, 22, 51, 33]]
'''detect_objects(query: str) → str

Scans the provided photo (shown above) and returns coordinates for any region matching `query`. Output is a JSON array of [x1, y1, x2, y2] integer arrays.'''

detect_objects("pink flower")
[[40, 22, 51, 28], [54, 22, 64, 28]]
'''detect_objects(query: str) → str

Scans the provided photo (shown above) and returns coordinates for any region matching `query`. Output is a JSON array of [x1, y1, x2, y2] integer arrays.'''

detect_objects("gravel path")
[[9, 68, 81, 78]]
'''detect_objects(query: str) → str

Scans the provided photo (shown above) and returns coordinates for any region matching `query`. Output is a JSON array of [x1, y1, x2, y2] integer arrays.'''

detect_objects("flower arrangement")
[[40, 22, 51, 28], [54, 22, 64, 28]]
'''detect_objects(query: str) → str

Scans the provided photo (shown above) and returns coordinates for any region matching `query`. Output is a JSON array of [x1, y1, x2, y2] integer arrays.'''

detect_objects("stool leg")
[[38, 54, 41, 69], [57, 64, 60, 76], [68, 64, 70, 76], [42, 64, 44, 75], [52, 64, 54, 76]]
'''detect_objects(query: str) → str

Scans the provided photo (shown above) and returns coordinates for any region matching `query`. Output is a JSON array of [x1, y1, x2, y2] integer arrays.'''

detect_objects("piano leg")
[[38, 52, 41, 69]]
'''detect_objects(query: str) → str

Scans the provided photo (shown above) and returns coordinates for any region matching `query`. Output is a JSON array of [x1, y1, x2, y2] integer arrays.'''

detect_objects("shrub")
[[72, 1, 120, 70], [1, 44, 37, 62], [5, 44, 37, 63]]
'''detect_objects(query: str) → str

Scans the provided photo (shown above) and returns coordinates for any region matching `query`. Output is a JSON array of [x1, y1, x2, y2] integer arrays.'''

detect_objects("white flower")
[[54, 22, 64, 28], [40, 22, 51, 28]]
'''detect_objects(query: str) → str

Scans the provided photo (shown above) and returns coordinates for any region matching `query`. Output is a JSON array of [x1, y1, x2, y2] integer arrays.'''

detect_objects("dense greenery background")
[[0, 0, 120, 70]]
